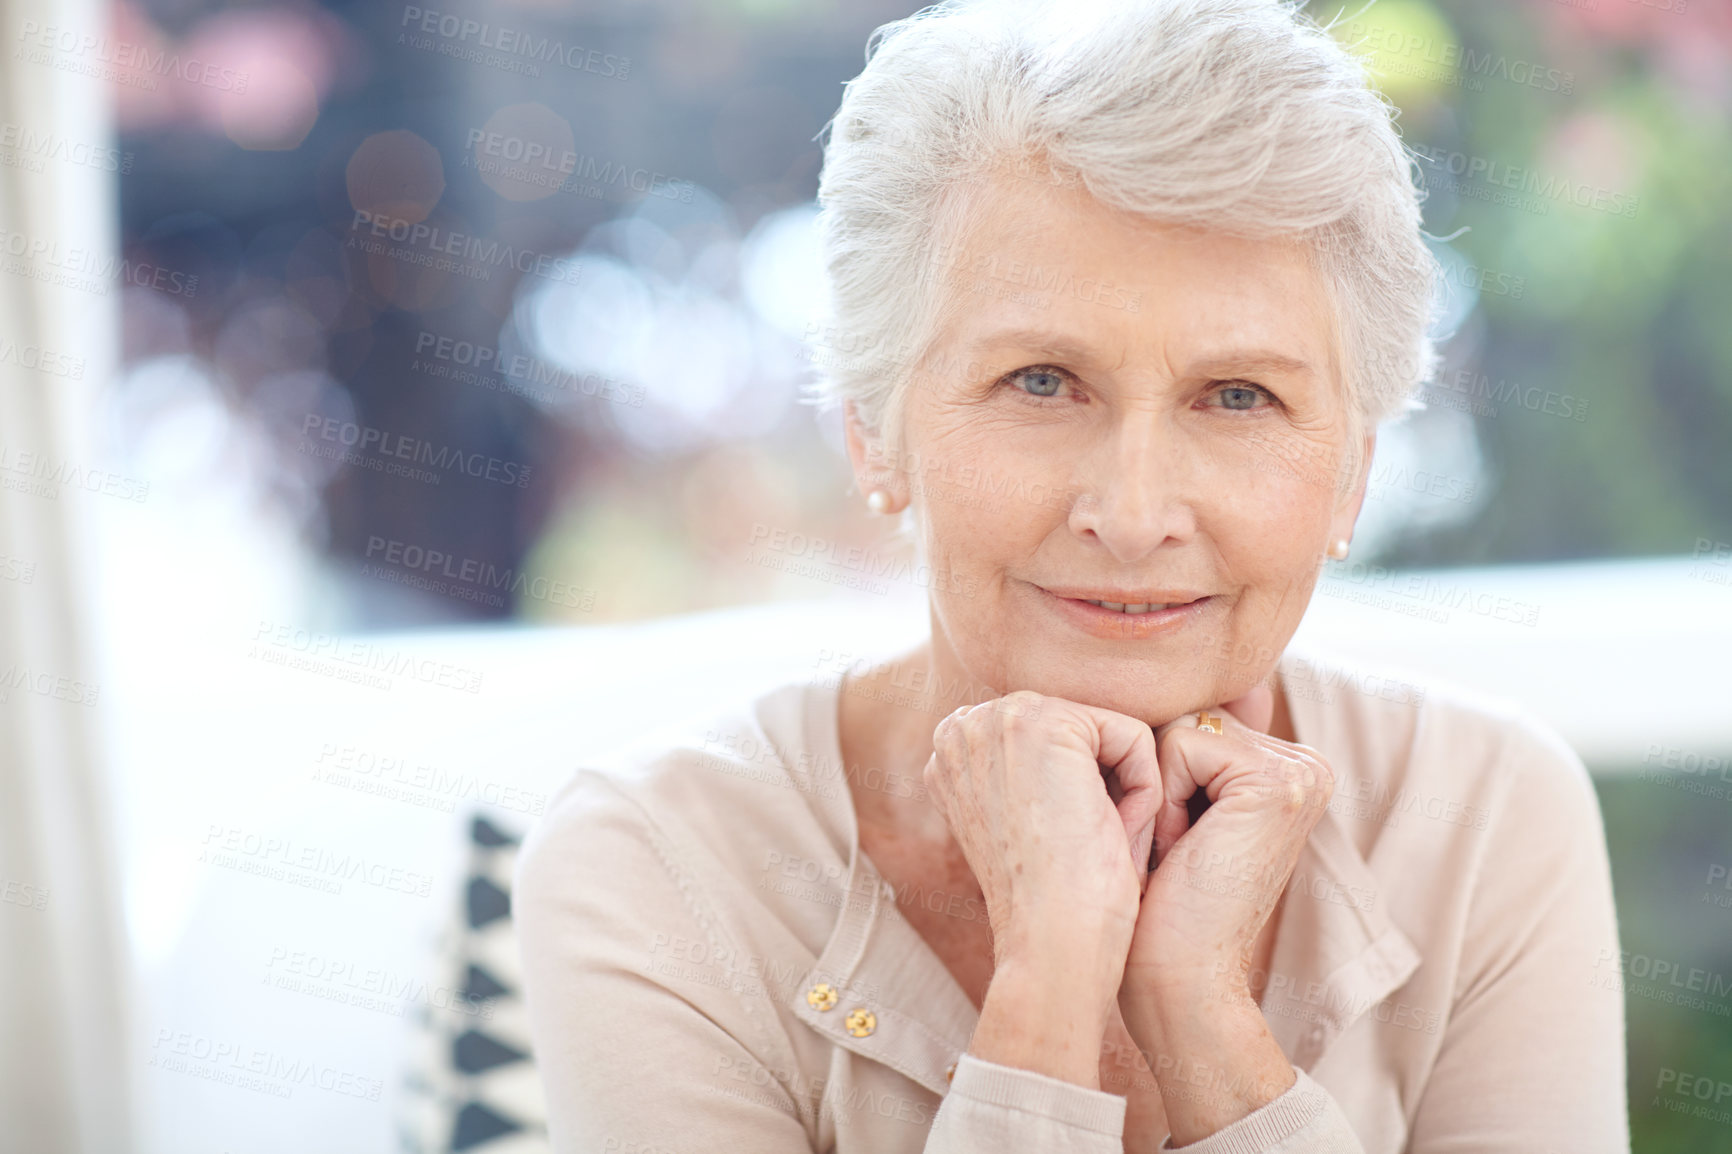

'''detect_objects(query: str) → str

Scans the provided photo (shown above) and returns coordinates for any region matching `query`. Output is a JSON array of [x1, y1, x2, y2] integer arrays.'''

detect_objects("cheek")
[[1208, 494, 1329, 690], [1220, 420, 1344, 508], [912, 422, 1055, 568], [1211, 465, 1338, 602]]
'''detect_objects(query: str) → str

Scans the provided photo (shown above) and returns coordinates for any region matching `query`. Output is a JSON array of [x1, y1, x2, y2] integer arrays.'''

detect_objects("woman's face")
[[847, 170, 1373, 726]]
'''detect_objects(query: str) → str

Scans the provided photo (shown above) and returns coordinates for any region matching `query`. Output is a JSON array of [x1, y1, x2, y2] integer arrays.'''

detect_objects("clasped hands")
[[923, 686, 1335, 1146]]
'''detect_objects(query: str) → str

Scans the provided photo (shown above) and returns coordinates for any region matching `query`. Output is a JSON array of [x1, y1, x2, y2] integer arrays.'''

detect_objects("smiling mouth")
[[1035, 585, 1212, 636], [1041, 586, 1212, 614]]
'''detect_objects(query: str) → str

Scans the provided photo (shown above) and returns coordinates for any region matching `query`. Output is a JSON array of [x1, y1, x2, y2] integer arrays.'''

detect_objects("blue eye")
[[1216, 384, 1270, 410], [1013, 368, 1066, 397]]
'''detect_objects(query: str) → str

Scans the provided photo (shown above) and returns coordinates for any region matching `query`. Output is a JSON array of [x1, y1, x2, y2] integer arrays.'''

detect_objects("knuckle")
[[1250, 747, 1285, 777], [1253, 756, 1308, 812], [958, 702, 993, 730], [995, 693, 1043, 733], [1313, 760, 1336, 804], [1292, 749, 1331, 788]]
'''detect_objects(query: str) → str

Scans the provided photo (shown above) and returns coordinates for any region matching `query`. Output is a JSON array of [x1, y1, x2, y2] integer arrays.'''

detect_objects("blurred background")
[[2, 0, 1729, 1151]]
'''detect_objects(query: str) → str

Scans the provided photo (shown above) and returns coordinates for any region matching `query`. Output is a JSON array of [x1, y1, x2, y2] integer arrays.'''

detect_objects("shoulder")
[[1411, 666, 1601, 839], [513, 676, 850, 939], [1285, 648, 1616, 993], [1283, 647, 1601, 848], [509, 683, 836, 1137]]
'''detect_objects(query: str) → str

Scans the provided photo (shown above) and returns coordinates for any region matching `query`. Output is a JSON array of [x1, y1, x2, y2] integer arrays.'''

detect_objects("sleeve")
[[513, 770, 816, 1153], [515, 770, 1140, 1154], [1154, 1069, 1364, 1153], [926, 1052, 1128, 1153], [1402, 717, 1630, 1153]]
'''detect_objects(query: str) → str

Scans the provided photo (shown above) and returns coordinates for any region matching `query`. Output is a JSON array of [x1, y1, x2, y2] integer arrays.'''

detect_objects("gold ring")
[[1196, 711, 1223, 734]]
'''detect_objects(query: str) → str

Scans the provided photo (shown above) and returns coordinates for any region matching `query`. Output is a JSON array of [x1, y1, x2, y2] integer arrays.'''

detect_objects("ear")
[[843, 399, 909, 512], [1329, 427, 1376, 548]]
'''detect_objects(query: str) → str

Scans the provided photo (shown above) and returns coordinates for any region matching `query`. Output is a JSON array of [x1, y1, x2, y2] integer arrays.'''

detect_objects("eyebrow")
[[1188, 351, 1318, 379], [963, 327, 1101, 365], [963, 326, 1318, 379]]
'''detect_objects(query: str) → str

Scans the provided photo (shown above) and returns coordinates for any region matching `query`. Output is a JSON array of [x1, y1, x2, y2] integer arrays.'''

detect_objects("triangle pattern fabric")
[[397, 812, 550, 1153], [464, 962, 510, 1002]]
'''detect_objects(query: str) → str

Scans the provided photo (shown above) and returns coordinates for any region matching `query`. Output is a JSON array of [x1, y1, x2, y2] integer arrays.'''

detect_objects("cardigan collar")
[[786, 648, 1422, 1095]]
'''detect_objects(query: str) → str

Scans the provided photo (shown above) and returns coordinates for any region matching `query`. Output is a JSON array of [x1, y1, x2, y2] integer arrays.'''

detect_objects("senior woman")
[[515, 1, 1628, 1151]]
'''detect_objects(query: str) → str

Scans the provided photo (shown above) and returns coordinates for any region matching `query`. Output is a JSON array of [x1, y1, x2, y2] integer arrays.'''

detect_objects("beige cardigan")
[[514, 647, 1629, 1152]]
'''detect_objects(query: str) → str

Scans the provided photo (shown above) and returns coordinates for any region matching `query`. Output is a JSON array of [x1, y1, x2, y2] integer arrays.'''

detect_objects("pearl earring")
[[1327, 538, 1351, 561], [865, 488, 892, 515]]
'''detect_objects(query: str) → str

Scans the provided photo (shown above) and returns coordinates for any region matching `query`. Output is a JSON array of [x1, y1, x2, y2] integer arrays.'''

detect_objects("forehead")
[[928, 170, 1339, 377]]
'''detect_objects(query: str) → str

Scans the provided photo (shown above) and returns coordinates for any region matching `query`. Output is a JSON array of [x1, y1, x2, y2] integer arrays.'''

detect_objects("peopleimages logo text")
[[300, 415, 532, 488], [463, 130, 693, 203], [16, 21, 249, 91], [348, 210, 583, 285], [398, 7, 629, 79], [1414, 145, 1639, 219]]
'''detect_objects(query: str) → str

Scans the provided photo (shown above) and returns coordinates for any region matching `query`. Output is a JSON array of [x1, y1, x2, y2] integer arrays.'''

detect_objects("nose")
[[1066, 410, 1197, 564]]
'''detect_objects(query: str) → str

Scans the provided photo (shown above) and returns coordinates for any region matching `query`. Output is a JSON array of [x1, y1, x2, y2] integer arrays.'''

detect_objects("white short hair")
[[807, 0, 1440, 470]]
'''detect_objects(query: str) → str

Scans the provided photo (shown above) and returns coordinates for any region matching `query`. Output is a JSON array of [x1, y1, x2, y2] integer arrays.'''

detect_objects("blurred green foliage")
[[1310, 0, 1732, 566], [1597, 773, 1732, 1151]]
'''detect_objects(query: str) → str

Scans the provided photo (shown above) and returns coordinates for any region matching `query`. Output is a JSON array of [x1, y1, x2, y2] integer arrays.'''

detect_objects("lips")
[[1078, 600, 1174, 615], [1040, 586, 1211, 612], [1035, 584, 1214, 638]]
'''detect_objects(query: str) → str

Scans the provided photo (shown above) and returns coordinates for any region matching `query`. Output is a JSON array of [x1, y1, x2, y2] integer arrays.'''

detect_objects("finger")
[[1151, 772, 1191, 871], [1100, 762, 1126, 807], [1068, 702, 1163, 880], [1148, 710, 1247, 865], [1127, 800, 1157, 891], [1076, 704, 1160, 794], [1155, 713, 1313, 830], [1156, 699, 1298, 780]]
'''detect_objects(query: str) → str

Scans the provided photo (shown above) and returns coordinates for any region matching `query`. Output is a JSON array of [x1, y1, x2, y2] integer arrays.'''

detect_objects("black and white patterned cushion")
[[399, 816, 550, 1153]]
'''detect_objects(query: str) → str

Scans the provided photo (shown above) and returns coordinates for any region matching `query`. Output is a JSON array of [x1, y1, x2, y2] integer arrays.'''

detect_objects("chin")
[[999, 657, 1233, 729]]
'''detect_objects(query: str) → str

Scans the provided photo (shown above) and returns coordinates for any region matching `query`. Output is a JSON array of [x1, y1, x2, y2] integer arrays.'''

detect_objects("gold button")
[[844, 1008, 877, 1037], [806, 982, 839, 1011], [944, 1062, 956, 1083]]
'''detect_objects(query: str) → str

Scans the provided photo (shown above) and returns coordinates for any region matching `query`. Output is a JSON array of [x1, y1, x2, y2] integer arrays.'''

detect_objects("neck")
[[1266, 666, 1297, 744], [837, 639, 975, 842]]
